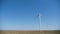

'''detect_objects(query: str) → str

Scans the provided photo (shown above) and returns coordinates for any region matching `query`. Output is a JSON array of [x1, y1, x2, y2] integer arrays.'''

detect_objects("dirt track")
[[0, 30, 60, 34]]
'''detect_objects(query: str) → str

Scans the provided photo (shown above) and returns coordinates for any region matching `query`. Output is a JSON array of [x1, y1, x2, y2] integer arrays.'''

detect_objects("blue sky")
[[0, 0, 60, 30]]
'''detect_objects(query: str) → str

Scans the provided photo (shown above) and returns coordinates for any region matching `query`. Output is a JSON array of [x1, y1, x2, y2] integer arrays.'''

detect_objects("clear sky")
[[0, 0, 60, 30]]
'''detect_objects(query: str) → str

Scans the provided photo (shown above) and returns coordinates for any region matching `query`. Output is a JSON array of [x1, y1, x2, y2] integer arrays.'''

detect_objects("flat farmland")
[[0, 30, 60, 34]]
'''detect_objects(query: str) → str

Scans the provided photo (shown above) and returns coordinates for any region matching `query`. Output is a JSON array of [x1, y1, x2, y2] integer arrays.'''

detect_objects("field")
[[0, 30, 60, 34]]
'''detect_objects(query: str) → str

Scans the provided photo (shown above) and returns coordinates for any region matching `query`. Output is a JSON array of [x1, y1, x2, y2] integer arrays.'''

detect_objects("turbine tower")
[[38, 13, 42, 30]]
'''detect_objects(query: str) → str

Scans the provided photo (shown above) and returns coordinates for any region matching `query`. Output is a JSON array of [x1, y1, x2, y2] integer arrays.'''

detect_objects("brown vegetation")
[[0, 30, 60, 34]]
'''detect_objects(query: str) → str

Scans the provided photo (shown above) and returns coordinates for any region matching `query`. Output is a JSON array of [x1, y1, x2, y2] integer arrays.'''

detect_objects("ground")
[[0, 30, 60, 34]]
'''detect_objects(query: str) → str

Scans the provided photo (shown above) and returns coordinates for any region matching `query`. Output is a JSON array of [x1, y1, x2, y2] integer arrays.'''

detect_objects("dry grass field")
[[0, 30, 60, 34]]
